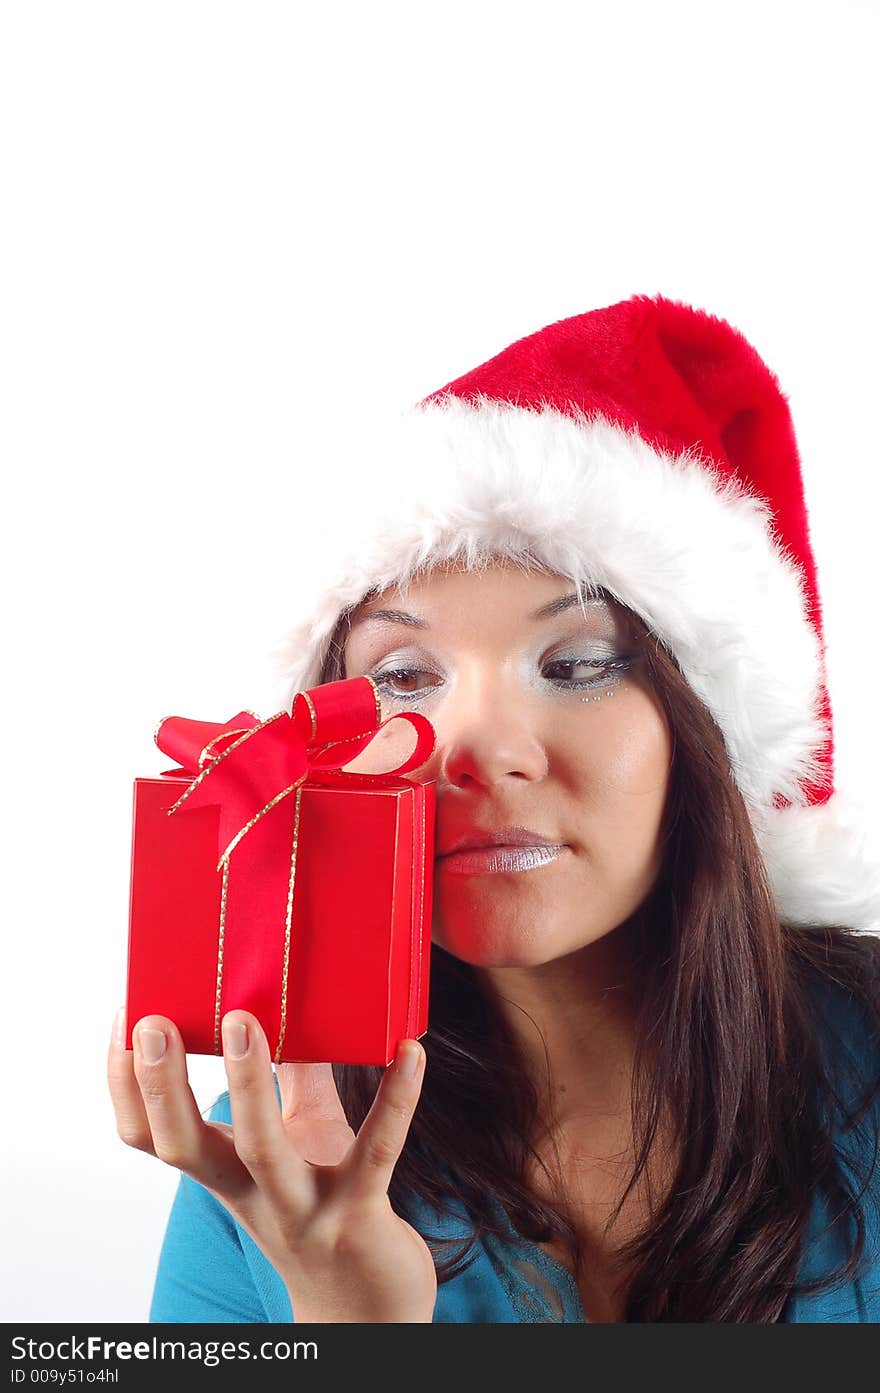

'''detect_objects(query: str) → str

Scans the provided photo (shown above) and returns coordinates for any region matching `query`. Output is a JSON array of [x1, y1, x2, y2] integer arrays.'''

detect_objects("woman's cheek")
[[582, 690, 672, 798]]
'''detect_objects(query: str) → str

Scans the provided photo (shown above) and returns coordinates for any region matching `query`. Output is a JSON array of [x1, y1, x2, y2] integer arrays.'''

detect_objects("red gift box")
[[125, 675, 437, 1066]]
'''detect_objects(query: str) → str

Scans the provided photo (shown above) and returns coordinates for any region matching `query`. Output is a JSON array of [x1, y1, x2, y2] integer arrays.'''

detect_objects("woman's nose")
[[426, 684, 550, 790], [438, 729, 549, 789]]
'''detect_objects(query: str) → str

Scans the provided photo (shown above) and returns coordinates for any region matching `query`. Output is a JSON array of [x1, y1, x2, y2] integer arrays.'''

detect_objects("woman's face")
[[342, 560, 674, 969]]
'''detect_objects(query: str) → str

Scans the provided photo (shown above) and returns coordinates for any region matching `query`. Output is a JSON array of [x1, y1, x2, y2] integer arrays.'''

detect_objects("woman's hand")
[[107, 1008, 437, 1323]]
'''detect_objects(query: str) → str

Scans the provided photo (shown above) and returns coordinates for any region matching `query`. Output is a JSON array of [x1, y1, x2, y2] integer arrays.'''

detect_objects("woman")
[[108, 293, 880, 1322]]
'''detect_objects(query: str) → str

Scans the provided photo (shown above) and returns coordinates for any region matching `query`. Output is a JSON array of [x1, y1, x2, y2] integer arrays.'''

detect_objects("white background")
[[2, 0, 878, 1322]]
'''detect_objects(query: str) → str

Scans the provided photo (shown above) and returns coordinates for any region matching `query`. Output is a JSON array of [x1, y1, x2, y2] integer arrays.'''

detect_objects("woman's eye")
[[372, 667, 442, 701], [543, 656, 633, 688]]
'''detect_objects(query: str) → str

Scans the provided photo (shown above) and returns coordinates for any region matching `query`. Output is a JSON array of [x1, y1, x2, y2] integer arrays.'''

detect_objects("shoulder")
[[809, 958, 880, 1273], [806, 954, 880, 1104]]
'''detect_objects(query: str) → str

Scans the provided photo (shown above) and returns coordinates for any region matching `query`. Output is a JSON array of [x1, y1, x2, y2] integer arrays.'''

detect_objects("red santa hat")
[[269, 293, 880, 932]]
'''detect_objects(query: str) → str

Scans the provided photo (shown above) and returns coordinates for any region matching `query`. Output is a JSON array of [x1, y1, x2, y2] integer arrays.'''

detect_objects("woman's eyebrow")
[[532, 591, 606, 621], [347, 591, 605, 632], [348, 607, 430, 632]]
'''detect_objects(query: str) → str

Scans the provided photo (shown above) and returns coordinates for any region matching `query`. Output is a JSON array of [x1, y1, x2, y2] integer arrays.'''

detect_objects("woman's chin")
[[432, 925, 603, 970], [436, 942, 551, 970]]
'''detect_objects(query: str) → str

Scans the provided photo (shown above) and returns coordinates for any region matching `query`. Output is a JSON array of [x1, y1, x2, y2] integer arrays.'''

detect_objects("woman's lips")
[[437, 844, 568, 876]]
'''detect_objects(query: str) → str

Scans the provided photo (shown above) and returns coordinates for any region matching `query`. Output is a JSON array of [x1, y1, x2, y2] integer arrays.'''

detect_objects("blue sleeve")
[[150, 1091, 293, 1324]]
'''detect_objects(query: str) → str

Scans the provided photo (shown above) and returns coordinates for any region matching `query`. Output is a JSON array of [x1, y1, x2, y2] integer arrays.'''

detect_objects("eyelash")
[[371, 656, 634, 702]]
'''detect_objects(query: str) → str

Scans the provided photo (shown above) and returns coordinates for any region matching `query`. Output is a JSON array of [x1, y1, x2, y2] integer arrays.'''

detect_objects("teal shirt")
[[150, 983, 880, 1323]]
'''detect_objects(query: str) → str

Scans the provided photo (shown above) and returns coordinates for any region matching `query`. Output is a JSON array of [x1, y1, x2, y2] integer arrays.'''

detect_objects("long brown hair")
[[319, 574, 880, 1322]]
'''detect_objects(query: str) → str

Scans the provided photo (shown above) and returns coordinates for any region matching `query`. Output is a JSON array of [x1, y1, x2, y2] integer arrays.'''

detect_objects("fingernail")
[[136, 1027, 166, 1063], [395, 1041, 421, 1079], [112, 1007, 126, 1047], [223, 1021, 249, 1059]]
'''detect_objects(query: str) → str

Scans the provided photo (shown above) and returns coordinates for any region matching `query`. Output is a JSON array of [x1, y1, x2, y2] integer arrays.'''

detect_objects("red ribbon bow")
[[155, 675, 436, 868]]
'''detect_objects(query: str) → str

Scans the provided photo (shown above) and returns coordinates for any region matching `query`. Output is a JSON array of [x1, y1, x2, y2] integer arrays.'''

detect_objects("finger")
[[276, 1060, 356, 1166], [107, 1007, 154, 1153], [130, 1014, 251, 1199], [221, 1011, 312, 1207], [276, 1059, 349, 1126], [341, 1039, 426, 1201]]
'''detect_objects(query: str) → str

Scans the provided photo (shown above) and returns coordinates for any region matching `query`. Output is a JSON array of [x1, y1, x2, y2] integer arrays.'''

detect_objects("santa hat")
[[269, 293, 880, 932]]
